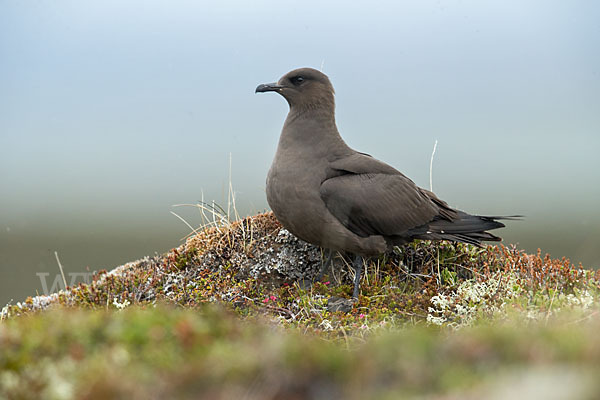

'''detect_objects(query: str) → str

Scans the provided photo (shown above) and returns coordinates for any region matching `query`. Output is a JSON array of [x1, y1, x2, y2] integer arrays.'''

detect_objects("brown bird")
[[256, 67, 512, 299]]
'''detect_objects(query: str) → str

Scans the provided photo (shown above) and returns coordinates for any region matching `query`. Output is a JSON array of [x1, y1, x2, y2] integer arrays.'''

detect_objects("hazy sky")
[[1, 0, 599, 305]]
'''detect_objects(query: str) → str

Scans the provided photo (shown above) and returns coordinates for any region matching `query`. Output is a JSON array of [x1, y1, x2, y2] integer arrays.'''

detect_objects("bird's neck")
[[285, 105, 335, 127], [279, 107, 351, 158]]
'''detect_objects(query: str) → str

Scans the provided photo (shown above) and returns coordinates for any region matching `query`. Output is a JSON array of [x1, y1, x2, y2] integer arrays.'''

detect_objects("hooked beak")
[[255, 82, 284, 93]]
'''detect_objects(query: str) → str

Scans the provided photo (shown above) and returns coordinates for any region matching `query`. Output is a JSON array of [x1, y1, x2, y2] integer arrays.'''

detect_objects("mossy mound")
[[3, 212, 599, 336], [2, 211, 600, 399]]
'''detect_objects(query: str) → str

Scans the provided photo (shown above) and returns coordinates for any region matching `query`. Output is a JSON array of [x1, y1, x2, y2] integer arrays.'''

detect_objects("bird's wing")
[[321, 152, 459, 237], [328, 151, 458, 216], [329, 152, 402, 175], [320, 172, 441, 237]]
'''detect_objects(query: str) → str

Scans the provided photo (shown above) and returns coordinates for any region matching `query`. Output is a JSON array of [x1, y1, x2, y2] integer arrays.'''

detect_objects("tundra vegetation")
[[2, 211, 599, 399]]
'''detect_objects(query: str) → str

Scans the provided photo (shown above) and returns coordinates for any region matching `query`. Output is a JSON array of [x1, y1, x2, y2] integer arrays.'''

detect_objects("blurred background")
[[1, 0, 599, 306]]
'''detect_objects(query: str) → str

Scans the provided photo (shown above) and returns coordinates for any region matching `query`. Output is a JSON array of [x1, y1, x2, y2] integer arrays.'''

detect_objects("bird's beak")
[[255, 82, 284, 93]]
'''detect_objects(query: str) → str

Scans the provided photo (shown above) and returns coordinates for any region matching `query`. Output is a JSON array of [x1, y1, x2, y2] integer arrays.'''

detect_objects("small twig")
[[408, 273, 433, 279], [544, 282, 560, 326], [227, 152, 233, 221], [490, 273, 506, 302], [564, 310, 599, 326], [339, 326, 350, 351], [436, 247, 441, 287], [265, 305, 296, 320], [429, 139, 438, 192], [54, 251, 68, 290]]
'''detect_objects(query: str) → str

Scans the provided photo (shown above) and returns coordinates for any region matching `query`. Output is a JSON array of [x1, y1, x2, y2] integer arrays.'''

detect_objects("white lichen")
[[427, 272, 520, 328], [320, 319, 334, 331]]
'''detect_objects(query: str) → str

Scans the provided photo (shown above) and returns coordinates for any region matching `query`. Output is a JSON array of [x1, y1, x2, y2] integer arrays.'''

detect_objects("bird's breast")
[[266, 150, 329, 245]]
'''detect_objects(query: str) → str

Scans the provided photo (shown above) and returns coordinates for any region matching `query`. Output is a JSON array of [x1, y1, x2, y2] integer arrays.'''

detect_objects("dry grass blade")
[[54, 251, 68, 290], [170, 211, 202, 241]]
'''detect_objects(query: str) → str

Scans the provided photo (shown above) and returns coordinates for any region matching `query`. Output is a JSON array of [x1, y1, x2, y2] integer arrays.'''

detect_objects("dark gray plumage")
[[256, 67, 511, 298]]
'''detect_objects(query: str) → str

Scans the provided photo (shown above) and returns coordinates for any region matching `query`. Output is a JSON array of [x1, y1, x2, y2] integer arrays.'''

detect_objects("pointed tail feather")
[[408, 212, 519, 246]]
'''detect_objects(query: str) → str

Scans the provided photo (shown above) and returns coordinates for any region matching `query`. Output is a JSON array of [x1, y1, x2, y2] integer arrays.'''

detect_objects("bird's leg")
[[325, 254, 363, 312], [352, 255, 364, 299], [316, 248, 334, 281]]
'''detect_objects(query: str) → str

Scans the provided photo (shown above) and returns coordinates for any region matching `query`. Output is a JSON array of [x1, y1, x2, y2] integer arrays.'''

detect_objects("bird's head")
[[256, 67, 335, 111]]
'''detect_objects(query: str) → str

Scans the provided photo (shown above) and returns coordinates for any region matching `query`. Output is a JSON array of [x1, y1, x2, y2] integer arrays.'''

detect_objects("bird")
[[256, 67, 514, 299]]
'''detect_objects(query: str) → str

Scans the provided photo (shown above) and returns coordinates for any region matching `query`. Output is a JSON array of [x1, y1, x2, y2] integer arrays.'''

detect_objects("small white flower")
[[112, 298, 131, 310]]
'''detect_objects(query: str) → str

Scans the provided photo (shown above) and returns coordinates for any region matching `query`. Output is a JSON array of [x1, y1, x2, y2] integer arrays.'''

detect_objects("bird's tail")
[[408, 212, 521, 246]]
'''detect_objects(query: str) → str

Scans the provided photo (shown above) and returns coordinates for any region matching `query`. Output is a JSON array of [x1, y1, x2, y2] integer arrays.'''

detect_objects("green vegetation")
[[2, 305, 600, 399], [2, 212, 600, 399]]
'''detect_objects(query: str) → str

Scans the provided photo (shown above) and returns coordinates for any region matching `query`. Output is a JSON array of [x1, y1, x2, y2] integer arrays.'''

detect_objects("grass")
[[1, 211, 600, 399]]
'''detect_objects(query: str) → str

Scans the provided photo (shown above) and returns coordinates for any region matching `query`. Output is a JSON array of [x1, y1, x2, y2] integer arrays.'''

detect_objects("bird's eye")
[[290, 76, 305, 86]]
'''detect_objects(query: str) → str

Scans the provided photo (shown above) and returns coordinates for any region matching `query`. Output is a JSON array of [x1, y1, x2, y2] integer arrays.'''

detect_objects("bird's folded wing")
[[329, 152, 403, 176], [320, 172, 440, 238]]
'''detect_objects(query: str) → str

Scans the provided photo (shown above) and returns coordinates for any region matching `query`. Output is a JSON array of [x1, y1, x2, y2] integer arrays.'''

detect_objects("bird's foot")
[[326, 296, 356, 313]]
